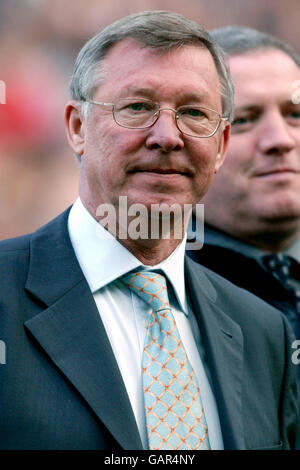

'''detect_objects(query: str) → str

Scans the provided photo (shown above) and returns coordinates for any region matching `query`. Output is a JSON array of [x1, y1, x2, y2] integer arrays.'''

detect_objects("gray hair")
[[69, 11, 234, 122], [210, 25, 300, 68]]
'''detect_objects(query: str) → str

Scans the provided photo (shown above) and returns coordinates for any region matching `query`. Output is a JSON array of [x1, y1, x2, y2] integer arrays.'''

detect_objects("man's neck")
[[240, 230, 300, 253], [206, 222, 300, 253], [80, 193, 190, 265], [116, 237, 183, 266]]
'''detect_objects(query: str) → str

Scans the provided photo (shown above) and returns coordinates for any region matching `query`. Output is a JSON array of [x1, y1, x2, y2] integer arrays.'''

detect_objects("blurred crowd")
[[0, 0, 299, 239]]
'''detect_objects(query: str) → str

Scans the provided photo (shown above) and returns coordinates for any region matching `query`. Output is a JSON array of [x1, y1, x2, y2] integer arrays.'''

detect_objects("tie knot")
[[120, 270, 170, 311]]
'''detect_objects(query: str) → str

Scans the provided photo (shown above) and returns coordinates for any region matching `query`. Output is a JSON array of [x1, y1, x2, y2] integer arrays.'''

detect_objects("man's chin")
[[259, 199, 300, 221]]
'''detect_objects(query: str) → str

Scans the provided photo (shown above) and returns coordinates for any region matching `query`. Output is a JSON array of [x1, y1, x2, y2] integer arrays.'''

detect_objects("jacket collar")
[[24, 209, 143, 449]]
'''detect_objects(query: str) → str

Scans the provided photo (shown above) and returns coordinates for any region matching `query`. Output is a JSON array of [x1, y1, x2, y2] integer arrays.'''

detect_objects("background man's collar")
[[204, 224, 300, 264]]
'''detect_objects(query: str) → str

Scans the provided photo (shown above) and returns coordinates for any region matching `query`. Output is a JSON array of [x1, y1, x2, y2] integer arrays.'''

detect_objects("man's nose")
[[145, 109, 184, 152], [257, 111, 295, 156]]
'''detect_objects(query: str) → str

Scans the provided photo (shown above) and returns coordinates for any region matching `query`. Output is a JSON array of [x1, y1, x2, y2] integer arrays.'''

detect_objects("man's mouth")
[[253, 167, 299, 178], [132, 168, 189, 176]]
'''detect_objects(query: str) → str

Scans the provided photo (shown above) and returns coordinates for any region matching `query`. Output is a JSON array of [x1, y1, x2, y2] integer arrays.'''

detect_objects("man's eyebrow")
[[282, 99, 300, 107], [234, 104, 262, 112], [235, 101, 300, 113], [120, 86, 154, 98], [119, 86, 210, 102], [180, 92, 211, 102]]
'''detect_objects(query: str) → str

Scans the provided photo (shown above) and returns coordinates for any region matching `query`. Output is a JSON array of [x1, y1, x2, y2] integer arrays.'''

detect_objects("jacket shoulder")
[[0, 233, 31, 254], [0, 209, 71, 287], [0, 234, 32, 290]]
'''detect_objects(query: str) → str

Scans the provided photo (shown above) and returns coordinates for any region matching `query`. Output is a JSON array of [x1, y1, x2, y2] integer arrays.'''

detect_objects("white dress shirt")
[[68, 198, 223, 449]]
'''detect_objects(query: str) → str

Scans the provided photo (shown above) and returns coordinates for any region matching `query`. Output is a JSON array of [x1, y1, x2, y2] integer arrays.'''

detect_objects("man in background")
[[187, 26, 300, 446]]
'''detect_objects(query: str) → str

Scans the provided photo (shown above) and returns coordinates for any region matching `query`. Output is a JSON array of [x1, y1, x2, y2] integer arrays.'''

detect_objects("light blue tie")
[[121, 270, 210, 450]]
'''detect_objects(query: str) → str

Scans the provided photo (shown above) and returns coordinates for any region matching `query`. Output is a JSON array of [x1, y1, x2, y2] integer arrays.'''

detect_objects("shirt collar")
[[285, 236, 300, 263], [204, 224, 300, 264], [204, 225, 263, 261], [68, 198, 188, 313]]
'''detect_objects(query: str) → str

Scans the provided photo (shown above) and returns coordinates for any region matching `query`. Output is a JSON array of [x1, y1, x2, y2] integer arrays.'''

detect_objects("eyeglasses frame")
[[83, 98, 229, 138]]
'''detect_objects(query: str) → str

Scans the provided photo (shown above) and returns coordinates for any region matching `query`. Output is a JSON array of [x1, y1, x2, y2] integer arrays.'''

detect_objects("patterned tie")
[[120, 270, 210, 450], [262, 253, 300, 315]]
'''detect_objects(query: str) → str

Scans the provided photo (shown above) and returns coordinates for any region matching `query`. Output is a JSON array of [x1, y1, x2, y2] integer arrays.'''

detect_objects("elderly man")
[[0, 12, 297, 450], [187, 26, 300, 447]]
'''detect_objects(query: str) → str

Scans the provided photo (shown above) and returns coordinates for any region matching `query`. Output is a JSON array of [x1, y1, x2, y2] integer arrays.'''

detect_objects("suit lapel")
[[24, 209, 143, 450], [23, 209, 245, 449], [185, 257, 245, 450]]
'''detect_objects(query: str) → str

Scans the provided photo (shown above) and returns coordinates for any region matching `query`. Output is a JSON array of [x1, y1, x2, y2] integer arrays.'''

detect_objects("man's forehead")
[[229, 49, 300, 103], [95, 38, 221, 105], [103, 37, 215, 73], [228, 48, 300, 79]]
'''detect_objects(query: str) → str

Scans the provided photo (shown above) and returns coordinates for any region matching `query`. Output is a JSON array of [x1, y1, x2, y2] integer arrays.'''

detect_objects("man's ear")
[[214, 122, 231, 173], [65, 101, 85, 156]]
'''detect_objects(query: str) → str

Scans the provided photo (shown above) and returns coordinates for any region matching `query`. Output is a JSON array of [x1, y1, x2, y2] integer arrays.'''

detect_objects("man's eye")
[[181, 108, 206, 118], [230, 114, 259, 134], [285, 109, 300, 127], [128, 102, 147, 111], [288, 111, 300, 119], [124, 102, 155, 112], [232, 116, 251, 126]]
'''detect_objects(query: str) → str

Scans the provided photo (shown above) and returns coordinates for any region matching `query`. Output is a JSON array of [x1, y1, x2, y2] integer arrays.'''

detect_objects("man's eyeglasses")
[[83, 98, 228, 138]]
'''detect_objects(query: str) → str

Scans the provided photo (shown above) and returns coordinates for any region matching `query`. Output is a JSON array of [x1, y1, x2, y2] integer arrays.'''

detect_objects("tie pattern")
[[262, 253, 300, 315], [120, 270, 210, 450]]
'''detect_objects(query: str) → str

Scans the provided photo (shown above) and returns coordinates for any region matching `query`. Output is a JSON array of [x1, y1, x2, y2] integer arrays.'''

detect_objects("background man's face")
[[73, 39, 229, 217], [203, 49, 300, 237]]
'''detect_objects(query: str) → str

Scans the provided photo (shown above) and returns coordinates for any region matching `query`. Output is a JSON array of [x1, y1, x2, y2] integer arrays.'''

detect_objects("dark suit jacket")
[[0, 210, 298, 450]]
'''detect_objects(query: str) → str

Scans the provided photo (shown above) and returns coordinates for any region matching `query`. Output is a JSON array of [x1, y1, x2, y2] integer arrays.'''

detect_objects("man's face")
[[66, 39, 228, 217], [203, 49, 300, 239]]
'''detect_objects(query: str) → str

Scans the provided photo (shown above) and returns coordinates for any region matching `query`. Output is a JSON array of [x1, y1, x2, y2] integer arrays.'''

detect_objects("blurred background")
[[0, 0, 299, 239]]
